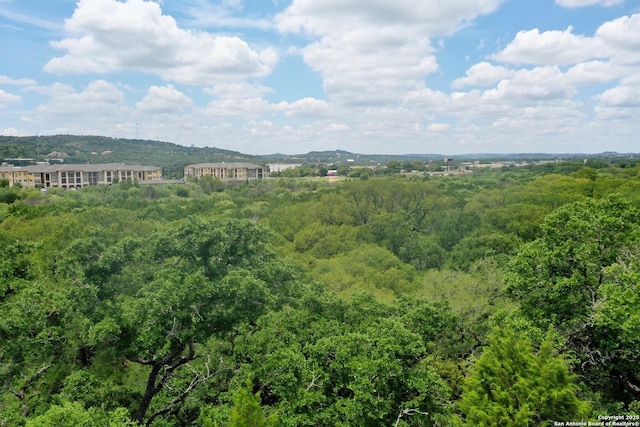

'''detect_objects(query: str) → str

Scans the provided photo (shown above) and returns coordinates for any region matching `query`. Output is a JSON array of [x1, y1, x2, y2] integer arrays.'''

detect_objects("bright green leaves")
[[592, 253, 640, 405], [5, 167, 640, 426], [0, 240, 38, 304], [507, 196, 640, 331], [506, 196, 640, 410], [150, 216, 274, 280], [1, 216, 297, 426], [293, 223, 360, 258], [458, 329, 590, 426], [308, 244, 416, 298], [598, 256, 640, 345], [26, 401, 137, 427], [228, 385, 278, 427], [108, 218, 295, 424], [234, 291, 454, 426]]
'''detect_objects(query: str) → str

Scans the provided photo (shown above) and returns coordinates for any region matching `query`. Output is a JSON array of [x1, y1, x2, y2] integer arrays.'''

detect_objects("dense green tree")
[[233, 291, 455, 426], [4, 162, 640, 425], [227, 385, 278, 427], [25, 402, 137, 427], [448, 230, 519, 270], [458, 329, 590, 426], [0, 187, 23, 204], [506, 196, 640, 406], [592, 250, 640, 406], [308, 244, 416, 297], [196, 175, 227, 194], [1, 217, 296, 426], [416, 260, 509, 360], [385, 160, 403, 174], [597, 251, 640, 350], [292, 223, 360, 258], [506, 197, 640, 331]]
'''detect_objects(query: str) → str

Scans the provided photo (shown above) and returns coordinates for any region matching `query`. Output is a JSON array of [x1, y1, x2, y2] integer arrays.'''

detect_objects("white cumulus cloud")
[[596, 14, 640, 54], [0, 90, 21, 108], [135, 85, 193, 114], [492, 26, 605, 65], [0, 75, 37, 86], [276, 0, 503, 105], [204, 82, 273, 100], [30, 80, 127, 127], [44, 0, 277, 84], [600, 85, 640, 107], [482, 67, 572, 101], [275, 97, 332, 117], [276, 0, 503, 36], [451, 62, 513, 88], [2, 127, 21, 136]]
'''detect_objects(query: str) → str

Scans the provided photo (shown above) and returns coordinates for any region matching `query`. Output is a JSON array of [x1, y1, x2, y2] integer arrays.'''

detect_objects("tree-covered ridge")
[[4, 134, 638, 180], [1, 164, 640, 425], [0, 135, 260, 179]]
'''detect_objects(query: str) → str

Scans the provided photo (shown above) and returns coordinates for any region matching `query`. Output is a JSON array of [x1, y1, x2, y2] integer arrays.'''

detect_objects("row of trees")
[[1, 162, 640, 425]]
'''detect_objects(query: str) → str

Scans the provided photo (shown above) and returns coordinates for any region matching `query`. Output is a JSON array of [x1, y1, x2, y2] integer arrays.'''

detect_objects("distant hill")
[[1, 135, 637, 178], [0, 135, 261, 178]]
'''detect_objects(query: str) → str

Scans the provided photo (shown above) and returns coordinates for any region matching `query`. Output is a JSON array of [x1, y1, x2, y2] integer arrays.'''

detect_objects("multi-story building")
[[183, 162, 266, 180], [0, 163, 162, 189]]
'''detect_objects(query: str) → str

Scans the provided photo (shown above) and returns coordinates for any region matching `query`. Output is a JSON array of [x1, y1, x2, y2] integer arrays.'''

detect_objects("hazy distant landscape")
[[2, 140, 640, 425], [2, 134, 637, 178]]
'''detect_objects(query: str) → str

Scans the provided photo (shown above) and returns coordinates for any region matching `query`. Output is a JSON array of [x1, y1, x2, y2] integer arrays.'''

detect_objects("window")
[[88, 172, 99, 185]]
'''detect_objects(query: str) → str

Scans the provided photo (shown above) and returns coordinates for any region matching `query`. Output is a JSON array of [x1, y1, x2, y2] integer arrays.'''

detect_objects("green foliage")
[[3, 161, 640, 425], [1, 215, 297, 426], [233, 290, 455, 426], [26, 401, 137, 427], [416, 260, 510, 359], [227, 385, 278, 427], [308, 244, 415, 297], [506, 196, 640, 330], [597, 252, 640, 345], [0, 187, 23, 204], [458, 329, 590, 426], [293, 223, 360, 258], [506, 196, 640, 408], [448, 229, 519, 270], [195, 175, 227, 194], [276, 165, 318, 177]]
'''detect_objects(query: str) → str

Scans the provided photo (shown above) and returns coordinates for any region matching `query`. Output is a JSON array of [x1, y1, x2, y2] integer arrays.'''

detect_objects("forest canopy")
[[2, 159, 640, 426]]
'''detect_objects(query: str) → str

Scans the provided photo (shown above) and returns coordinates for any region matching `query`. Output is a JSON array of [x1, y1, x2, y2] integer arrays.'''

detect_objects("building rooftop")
[[185, 162, 264, 169], [0, 163, 160, 173]]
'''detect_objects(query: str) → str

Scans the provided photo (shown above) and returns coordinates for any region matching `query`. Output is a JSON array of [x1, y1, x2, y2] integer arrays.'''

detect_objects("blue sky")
[[0, 0, 639, 155]]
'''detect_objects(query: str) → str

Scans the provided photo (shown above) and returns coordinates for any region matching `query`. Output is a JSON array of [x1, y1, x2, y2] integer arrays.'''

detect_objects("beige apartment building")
[[0, 163, 162, 189], [184, 162, 266, 180]]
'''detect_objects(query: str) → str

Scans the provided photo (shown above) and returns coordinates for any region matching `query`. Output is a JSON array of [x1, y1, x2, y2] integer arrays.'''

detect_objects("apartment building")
[[183, 162, 266, 180], [0, 163, 162, 189]]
